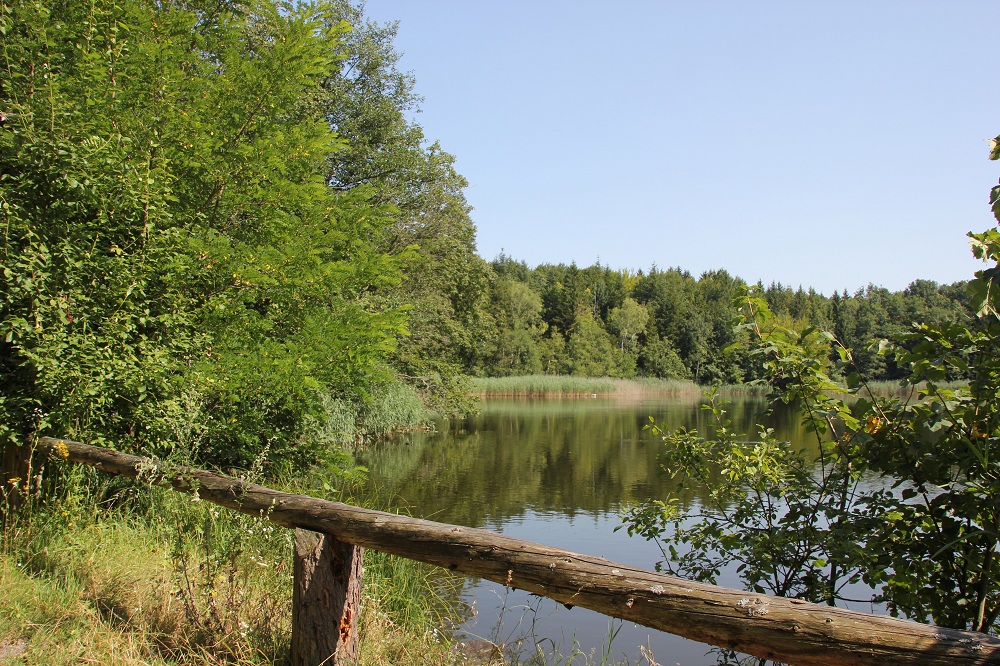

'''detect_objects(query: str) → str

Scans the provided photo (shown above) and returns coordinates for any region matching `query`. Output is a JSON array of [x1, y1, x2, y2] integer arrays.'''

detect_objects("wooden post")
[[1, 442, 31, 521], [292, 528, 363, 666]]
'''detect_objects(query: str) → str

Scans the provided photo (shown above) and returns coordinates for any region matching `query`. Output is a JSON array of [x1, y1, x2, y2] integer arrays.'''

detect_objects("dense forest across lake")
[[448, 256, 971, 387]]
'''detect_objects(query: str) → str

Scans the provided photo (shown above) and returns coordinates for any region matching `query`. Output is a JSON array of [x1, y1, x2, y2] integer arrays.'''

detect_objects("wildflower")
[[865, 415, 882, 434]]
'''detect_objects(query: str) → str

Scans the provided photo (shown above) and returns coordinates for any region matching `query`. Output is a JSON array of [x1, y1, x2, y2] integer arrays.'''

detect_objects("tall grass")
[[470, 375, 972, 401], [712, 383, 773, 396], [356, 381, 434, 441], [471, 375, 700, 398], [858, 379, 967, 398], [312, 380, 433, 448], [0, 461, 463, 665]]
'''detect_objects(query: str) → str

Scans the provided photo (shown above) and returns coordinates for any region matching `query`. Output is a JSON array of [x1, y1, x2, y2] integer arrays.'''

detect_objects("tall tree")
[[0, 0, 409, 479], [318, 1, 491, 414]]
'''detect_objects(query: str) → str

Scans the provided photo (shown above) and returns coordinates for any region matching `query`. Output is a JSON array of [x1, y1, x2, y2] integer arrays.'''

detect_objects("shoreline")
[[469, 375, 770, 399], [469, 375, 966, 399]]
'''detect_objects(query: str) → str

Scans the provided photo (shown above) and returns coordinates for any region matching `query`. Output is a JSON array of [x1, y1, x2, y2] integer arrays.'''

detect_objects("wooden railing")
[[22, 437, 1000, 666]]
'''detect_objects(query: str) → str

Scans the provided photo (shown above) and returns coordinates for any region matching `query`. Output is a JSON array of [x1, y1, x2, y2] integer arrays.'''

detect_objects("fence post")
[[291, 529, 363, 665], [1, 442, 30, 521]]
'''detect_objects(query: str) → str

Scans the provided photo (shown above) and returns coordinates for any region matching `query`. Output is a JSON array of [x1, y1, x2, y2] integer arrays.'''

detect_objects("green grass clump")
[[356, 381, 434, 441], [310, 380, 433, 449], [472, 375, 617, 397]]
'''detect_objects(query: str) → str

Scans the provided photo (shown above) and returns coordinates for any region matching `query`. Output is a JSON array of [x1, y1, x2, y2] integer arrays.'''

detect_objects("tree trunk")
[[38, 437, 1000, 666], [292, 529, 363, 666]]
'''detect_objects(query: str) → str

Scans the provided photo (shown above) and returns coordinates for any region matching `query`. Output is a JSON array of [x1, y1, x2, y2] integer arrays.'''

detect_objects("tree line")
[[457, 257, 971, 386]]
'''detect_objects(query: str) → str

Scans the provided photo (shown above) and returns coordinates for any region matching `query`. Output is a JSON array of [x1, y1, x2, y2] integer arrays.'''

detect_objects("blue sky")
[[363, 0, 1000, 295]]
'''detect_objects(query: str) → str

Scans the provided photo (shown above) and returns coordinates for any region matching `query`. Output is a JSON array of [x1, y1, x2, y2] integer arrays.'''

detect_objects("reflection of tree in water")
[[357, 396, 810, 529]]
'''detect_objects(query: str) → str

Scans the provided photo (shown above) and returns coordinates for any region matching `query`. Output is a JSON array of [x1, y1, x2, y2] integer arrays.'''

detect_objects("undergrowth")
[[1, 465, 644, 665], [0, 460, 461, 665]]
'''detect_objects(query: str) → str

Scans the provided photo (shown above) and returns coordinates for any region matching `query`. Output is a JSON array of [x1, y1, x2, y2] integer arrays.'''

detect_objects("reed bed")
[[471, 376, 970, 401], [470, 375, 767, 398], [857, 379, 968, 398], [471, 375, 703, 397], [711, 383, 773, 397]]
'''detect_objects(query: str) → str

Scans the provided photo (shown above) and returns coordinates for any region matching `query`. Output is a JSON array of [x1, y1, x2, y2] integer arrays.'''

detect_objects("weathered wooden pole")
[[292, 529, 363, 666], [1, 441, 31, 520], [37, 437, 1000, 666]]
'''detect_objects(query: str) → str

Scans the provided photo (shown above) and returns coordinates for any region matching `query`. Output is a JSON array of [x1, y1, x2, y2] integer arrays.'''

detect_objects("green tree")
[[608, 297, 649, 352], [623, 294, 871, 613], [318, 1, 491, 414], [638, 333, 689, 380], [862, 314, 1000, 631], [481, 279, 547, 376], [0, 0, 409, 478], [566, 310, 618, 377], [540, 263, 585, 335]]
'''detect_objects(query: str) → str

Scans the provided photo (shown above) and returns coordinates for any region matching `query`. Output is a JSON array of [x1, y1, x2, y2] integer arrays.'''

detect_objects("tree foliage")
[[620, 141, 1000, 648], [469, 255, 969, 385], [621, 299, 871, 609], [0, 0, 411, 471], [318, 0, 491, 415]]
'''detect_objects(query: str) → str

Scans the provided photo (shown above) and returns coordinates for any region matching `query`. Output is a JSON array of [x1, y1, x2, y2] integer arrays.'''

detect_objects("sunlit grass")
[[470, 375, 974, 401], [471, 375, 700, 397], [711, 383, 773, 396], [858, 379, 967, 397], [0, 469, 467, 666]]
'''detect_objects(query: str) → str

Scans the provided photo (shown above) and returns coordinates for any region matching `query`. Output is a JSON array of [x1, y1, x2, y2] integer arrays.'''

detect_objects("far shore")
[[469, 375, 766, 399], [469, 375, 962, 399]]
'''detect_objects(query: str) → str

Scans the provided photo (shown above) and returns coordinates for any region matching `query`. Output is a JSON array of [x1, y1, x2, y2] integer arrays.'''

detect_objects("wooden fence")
[[20, 437, 1000, 666]]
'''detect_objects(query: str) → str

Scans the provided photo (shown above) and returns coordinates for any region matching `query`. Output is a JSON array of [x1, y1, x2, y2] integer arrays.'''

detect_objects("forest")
[[464, 258, 971, 385]]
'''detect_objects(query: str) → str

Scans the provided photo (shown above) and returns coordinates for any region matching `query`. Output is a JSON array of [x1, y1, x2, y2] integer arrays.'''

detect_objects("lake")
[[357, 395, 813, 665]]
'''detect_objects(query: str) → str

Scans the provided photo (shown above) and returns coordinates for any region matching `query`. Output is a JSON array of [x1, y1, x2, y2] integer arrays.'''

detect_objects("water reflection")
[[357, 396, 810, 664]]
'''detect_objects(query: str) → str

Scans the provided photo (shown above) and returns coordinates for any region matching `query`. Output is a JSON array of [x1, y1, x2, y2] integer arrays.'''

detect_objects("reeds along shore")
[[469, 375, 967, 399], [469, 375, 765, 398]]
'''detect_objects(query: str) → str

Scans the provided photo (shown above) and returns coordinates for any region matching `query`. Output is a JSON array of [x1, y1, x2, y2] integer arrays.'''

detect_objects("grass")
[[710, 383, 773, 397], [470, 375, 972, 401], [0, 465, 464, 666], [1, 556, 177, 665], [470, 375, 700, 398], [2, 466, 641, 666], [470, 375, 780, 399], [857, 379, 967, 398]]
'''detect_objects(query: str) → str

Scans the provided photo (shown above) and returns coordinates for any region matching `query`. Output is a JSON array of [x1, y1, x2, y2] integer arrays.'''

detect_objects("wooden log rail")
[[33, 437, 1000, 666]]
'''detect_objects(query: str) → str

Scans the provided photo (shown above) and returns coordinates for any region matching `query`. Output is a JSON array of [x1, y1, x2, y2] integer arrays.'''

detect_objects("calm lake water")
[[357, 395, 812, 665]]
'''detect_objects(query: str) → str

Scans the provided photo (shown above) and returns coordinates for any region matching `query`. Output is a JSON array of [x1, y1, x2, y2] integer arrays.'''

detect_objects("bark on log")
[[38, 437, 1000, 666], [292, 529, 362, 666]]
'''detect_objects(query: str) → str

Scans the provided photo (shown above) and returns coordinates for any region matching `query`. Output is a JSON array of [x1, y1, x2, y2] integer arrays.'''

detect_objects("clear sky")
[[363, 0, 1000, 296]]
